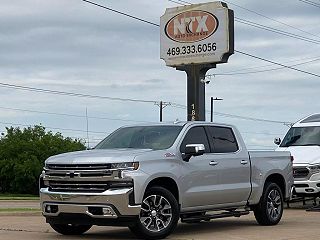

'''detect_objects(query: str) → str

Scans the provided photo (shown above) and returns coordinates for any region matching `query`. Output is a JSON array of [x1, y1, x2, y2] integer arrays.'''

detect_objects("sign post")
[[160, 1, 234, 121]]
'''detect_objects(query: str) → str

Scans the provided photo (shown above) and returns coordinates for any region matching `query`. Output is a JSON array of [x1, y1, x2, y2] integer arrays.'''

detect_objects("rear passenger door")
[[206, 126, 251, 204]]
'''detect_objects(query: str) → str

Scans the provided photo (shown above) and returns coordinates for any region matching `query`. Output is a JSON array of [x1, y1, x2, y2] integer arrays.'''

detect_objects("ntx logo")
[[165, 10, 218, 43]]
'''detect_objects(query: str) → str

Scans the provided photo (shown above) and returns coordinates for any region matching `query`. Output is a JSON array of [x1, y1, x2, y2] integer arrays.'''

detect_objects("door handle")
[[240, 160, 248, 165], [209, 161, 218, 166]]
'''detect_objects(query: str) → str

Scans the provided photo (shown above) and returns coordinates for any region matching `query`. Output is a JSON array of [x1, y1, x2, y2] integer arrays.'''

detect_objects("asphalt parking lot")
[[1, 201, 320, 240]]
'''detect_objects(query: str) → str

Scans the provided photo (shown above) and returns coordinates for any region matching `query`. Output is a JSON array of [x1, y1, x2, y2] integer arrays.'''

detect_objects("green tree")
[[0, 125, 86, 194]]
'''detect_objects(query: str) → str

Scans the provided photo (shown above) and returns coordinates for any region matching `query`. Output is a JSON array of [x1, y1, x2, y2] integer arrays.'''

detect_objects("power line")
[[0, 121, 107, 134], [207, 57, 320, 76], [298, 0, 320, 8], [0, 106, 155, 123], [223, 0, 320, 39], [81, 0, 160, 27], [170, 103, 293, 125], [235, 50, 320, 78], [207, 54, 320, 75], [0, 81, 167, 104], [171, 0, 320, 44], [235, 17, 320, 45]]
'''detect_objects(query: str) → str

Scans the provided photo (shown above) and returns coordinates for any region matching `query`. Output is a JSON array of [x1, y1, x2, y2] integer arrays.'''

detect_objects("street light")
[[210, 97, 223, 122]]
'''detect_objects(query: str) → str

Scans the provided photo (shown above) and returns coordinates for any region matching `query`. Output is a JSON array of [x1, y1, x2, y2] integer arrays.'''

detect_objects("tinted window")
[[95, 126, 183, 150], [180, 127, 210, 153], [301, 114, 320, 123], [207, 127, 238, 153], [280, 126, 320, 147]]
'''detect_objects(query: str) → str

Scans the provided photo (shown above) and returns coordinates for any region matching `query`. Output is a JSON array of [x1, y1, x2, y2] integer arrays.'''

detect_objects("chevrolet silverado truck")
[[40, 122, 293, 239], [275, 113, 320, 196]]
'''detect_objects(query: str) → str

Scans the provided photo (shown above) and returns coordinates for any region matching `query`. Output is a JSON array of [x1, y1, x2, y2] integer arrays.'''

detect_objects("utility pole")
[[155, 101, 171, 122]]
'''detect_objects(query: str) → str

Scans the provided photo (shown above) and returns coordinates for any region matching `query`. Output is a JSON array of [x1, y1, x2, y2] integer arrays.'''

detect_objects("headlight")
[[111, 162, 139, 170], [309, 164, 320, 174]]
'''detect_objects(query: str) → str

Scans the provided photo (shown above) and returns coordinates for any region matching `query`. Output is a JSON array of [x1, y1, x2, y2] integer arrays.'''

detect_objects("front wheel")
[[129, 186, 179, 239], [253, 182, 284, 226], [49, 223, 92, 235]]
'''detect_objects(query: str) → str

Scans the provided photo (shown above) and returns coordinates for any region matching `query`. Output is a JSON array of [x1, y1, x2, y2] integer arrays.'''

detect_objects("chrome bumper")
[[40, 187, 141, 218]]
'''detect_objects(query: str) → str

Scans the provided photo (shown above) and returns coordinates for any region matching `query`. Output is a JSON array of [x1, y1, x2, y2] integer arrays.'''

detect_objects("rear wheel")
[[253, 182, 283, 225], [129, 186, 179, 239], [49, 223, 92, 235]]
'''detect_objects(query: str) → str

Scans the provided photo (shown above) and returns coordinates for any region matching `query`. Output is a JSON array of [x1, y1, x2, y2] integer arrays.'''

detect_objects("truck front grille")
[[46, 163, 112, 171], [48, 180, 133, 193], [48, 181, 109, 193], [293, 167, 309, 179], [43, 163, 133, 193], [44, 163, 114, 178]]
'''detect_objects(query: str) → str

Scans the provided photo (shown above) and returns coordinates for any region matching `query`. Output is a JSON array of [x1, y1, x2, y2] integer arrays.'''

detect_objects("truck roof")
[[120, 121, 237, 129], [293, 113, 320, 127]]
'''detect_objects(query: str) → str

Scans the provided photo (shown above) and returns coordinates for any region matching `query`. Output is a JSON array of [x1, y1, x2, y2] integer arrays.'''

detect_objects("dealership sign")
[[160, 2, 234, 67]]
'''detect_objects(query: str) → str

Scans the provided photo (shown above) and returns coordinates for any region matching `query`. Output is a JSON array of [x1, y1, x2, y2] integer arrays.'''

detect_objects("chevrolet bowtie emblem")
[[66, 171, 79, 178]]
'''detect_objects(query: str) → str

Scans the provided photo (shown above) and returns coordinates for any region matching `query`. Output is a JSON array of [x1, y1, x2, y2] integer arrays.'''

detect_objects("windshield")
[[95, 126, 183, 150], [280, 126, 320, 147]]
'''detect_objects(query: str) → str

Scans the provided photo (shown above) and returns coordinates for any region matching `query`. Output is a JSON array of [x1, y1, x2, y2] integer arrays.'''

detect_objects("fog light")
[[45, 205, 51, 213], [102, 207, 116, 217], [44, 204, 58, 213]]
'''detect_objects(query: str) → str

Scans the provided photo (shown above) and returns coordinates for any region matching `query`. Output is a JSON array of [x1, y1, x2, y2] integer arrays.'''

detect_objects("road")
[[1, 207, 320, 240]]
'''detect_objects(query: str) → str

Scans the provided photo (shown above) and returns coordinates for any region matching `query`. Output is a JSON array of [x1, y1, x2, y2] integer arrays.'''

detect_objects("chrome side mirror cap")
[[183, 144, 205, 162]]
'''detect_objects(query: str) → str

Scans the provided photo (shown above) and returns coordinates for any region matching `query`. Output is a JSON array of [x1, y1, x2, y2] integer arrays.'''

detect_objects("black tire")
[[129, 186, 179, 239], [253, 182, 284, 226], [49, 223, 92, 235]]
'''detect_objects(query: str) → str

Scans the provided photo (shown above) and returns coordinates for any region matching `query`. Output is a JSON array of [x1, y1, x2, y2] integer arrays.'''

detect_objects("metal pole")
[[85, 107, 89, 148], [211, 97, 213, 122], [160, 101, 163, 122], [211, 97, 223, 122], [177, 64, 216, 121]]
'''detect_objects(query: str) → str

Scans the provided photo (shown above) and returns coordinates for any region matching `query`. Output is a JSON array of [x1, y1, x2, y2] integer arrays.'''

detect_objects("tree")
[[0, 125, 86, 194]]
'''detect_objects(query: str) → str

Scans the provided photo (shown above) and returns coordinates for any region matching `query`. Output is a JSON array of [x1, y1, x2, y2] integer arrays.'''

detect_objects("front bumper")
[[294, 180, 320, 195], [40, 187, 141, 221]]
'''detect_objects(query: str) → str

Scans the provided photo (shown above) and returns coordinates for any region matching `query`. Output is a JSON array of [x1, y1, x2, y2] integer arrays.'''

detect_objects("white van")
[[275, 113, 320, 196]]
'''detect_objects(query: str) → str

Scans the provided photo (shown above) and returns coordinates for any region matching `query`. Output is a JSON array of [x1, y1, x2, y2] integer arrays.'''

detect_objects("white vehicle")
[[275, 114, 320, 196]]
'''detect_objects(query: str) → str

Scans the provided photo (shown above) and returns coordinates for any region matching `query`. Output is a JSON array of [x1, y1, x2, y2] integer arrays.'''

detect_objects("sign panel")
[[160, 1, 234, 67]]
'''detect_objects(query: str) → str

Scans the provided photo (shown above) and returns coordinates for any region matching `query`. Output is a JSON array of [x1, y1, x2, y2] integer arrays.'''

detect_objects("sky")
[[0, 0, 319, 148]]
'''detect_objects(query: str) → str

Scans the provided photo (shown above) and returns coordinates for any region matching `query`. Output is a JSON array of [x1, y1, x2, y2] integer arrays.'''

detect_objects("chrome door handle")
[[240, 160, 248, 165], [209, 161, 218, 166]]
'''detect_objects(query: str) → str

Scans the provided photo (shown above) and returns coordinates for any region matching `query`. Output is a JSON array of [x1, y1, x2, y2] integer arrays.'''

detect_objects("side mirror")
[[182, 144, 205, 162], [274, 137, 281, 145]]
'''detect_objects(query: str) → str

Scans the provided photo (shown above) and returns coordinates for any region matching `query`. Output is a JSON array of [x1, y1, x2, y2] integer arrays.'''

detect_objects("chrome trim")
[[40, 187, 141, 216], [43, 203, 118, 218]]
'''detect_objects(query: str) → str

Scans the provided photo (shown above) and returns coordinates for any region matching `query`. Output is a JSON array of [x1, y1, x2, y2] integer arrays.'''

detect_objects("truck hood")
[[46, 149, 153, 165], [277, 146, 320, 165]]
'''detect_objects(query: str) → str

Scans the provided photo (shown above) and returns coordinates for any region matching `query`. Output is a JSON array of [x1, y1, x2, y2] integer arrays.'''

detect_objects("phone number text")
[[167, 43, 216, 56]]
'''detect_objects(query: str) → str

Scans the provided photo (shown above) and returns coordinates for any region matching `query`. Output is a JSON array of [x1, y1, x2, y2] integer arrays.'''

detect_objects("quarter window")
[[207, 127, 238, 153]]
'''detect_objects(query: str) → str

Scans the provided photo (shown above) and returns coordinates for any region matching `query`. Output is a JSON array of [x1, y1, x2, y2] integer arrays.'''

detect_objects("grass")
[[0, 208, 40, 212], [0, 194, 39, 201]]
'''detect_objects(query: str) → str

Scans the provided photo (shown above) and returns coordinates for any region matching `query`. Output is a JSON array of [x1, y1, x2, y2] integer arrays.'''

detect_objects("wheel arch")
[[144, 177, 179, 204], [265, 173, 286, 197]]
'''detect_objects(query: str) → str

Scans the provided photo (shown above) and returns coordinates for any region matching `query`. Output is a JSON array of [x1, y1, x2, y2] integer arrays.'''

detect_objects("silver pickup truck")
[[40, 122, 293, 239]]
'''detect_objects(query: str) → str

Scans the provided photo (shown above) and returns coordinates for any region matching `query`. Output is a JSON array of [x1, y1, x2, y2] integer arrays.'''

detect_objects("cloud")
[[0, 0, 319, 147]]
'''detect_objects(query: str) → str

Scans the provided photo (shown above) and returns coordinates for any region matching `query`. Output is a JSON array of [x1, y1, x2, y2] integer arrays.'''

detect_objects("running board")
[[181, 210, 250, 223]]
